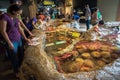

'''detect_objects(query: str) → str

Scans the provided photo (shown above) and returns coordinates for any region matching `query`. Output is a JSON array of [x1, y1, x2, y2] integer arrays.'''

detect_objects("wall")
[[97, 0, 119, 22], [65, 0, 73, 14], [0, 0, 10, 12], [116, 0, 120, 21], [73, 0, 97, 10]]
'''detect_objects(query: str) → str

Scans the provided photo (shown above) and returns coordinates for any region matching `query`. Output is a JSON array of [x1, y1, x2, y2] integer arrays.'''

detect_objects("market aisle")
[[79, 23, 92, 32], [0, 54, 17, 80], [80, 23, 87, 31]]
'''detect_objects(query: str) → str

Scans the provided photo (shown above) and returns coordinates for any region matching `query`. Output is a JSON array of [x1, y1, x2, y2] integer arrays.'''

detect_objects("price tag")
[[46, 43, 54, 47], [55, 41, 66, 45], [72, 32, 80, 37]]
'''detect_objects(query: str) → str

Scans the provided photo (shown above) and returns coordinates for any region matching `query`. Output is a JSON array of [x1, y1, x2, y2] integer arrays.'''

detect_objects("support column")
[[22, 0, 37, 19], [116, 0, 120, 21], [65, 0, 73, 15]]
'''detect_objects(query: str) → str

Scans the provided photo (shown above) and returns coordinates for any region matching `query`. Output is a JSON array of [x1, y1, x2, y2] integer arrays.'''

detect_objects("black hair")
[[0, 11, 3, 14], [10, 0, 22, 4], [99, 20, 104, 25], [93, 7, 98, 12], [7, 4, 22, 15]]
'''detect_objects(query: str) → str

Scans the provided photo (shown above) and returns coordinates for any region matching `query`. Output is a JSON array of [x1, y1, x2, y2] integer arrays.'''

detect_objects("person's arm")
[[78, 16, 81, 22], [89, 10, 91, 17], [32, 20, 39, 29], [93, 24, 101, 36], [95, 12, 98, 21], [19, 20, 33, 36], [0, 20, 14, 49], [18, 22, 31, 43]]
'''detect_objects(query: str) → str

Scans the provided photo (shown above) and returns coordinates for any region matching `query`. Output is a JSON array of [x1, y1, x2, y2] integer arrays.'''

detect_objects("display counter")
[[19, 20, 120, 80]]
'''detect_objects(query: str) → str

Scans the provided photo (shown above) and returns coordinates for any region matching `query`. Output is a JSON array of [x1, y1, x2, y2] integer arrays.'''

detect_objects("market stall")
[[19, 20, 120, 80]]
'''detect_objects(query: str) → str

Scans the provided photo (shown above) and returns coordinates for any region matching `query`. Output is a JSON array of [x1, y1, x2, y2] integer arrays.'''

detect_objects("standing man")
[[85, 4, 91, 30]]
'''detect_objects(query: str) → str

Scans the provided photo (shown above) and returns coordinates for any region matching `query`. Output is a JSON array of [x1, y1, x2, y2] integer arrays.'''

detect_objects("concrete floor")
[[0, 53, 17, 80]]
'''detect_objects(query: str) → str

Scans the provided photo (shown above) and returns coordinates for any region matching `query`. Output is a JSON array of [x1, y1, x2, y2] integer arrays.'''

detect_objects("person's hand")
[[8, 42, 14, 49], [25, 38, 32, 43], [29, 32, 34, 37], [98, 33, 101, 36]]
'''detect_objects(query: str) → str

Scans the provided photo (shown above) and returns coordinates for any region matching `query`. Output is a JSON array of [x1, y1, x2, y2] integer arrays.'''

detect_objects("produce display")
[[19, 20, 120, 80], [45, 28, 81, 55], [54, 40, 120, 73]]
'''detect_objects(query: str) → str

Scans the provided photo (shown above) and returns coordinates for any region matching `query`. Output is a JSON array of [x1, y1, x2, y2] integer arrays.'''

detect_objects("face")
[[19, 9, 23, 15], [13, 10, 22, 17], [13, 1, 22, 6], [85, 5, 89, 9]]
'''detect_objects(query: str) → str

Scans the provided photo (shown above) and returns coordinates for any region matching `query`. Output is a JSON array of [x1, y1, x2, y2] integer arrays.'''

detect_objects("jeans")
[[86, 20, 91, 30], [6, 40, 24, 74]]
